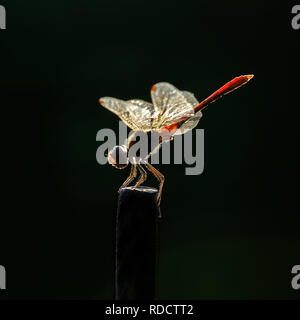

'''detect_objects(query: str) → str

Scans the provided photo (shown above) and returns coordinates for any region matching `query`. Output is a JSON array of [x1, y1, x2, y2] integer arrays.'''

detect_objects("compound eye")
[[108, 146, 128, 169]]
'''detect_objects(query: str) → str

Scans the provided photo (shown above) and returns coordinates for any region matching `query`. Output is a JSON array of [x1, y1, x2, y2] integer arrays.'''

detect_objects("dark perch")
[[115, 186, 160, 300]]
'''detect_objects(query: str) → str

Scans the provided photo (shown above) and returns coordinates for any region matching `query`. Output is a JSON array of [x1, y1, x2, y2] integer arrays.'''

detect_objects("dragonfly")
[[99, 74, 254, 206]]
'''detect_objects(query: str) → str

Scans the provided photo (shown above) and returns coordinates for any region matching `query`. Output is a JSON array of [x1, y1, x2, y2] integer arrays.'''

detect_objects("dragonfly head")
[[108, 145, 129, 169]]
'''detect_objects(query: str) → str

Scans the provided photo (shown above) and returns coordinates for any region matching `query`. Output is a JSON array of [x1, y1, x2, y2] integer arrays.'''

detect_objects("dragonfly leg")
[[134, 164, 147, 188], [118, 164, 136, 193], [145, 163, 165, 206]]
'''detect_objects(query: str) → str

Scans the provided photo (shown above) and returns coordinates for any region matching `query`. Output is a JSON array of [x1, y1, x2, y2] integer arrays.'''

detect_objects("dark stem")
[[115, 186, 159, 300]]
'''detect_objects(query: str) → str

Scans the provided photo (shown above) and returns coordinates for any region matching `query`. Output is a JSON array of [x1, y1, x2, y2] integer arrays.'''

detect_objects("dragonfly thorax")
[[108, 145, 129, 169]]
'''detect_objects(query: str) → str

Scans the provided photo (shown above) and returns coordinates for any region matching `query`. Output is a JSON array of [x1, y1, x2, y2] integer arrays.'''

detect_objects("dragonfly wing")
[[99, 97, 155, 131], [174, 91, 202, 135], [181, 91, 199, 107], [174, 111, 202, 135], [126, 99, 158, 131], [150, 83, 195, 130]]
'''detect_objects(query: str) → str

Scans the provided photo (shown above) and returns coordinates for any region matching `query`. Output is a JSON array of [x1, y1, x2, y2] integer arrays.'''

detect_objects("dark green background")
[[1, 1, 299, 299]]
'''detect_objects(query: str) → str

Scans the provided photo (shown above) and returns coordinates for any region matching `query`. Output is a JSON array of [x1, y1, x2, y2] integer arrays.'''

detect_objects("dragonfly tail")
[[194, 74, 254, 113]]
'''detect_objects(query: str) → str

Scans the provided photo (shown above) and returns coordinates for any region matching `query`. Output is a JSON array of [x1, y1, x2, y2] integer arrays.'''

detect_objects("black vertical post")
[[115, 186, 159, 300]]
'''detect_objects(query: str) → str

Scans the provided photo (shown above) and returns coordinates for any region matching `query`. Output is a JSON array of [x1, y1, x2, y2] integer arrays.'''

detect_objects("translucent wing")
[[174, 91, 202, 135], [181, 91, 199, 107], [126, 99, 159, 131], [150, 83, 195, 130], [99, 97, 156, 131]]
